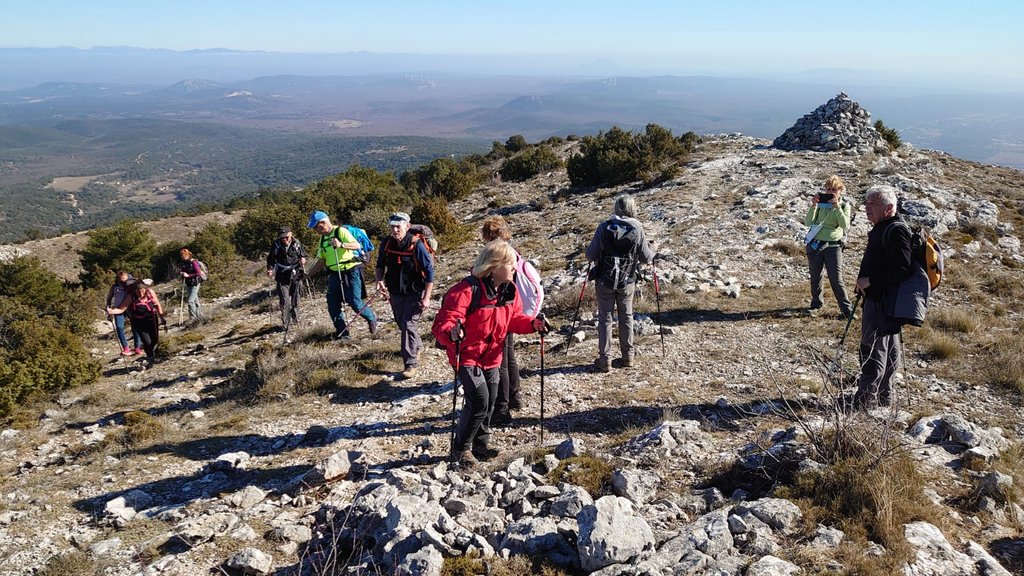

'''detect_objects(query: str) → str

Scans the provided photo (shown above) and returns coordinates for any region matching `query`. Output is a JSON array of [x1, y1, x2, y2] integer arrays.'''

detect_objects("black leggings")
[[129, 316, 159, 360]]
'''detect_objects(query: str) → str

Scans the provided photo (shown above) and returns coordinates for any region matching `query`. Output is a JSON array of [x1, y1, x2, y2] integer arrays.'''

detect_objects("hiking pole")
[[450, 320, 464, 464], [565, 261, 593, 356], [354, 289, 379, 319], [837, 294, 862, 350], [652, 260, 665, 357], [537, 313, 548, 446], [178, 280, 185, 327], [101, 308, 132, 377]]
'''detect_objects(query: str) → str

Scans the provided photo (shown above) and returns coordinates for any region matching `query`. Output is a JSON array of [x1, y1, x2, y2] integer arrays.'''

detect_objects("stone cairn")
[[772, 92, 888, 153]]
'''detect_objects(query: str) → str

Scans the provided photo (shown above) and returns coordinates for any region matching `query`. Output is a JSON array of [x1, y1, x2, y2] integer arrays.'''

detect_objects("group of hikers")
[[103, 176, 917, 466], [103, 249, 206, 367]]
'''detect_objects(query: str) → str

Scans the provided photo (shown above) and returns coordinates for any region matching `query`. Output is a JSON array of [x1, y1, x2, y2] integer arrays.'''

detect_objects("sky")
[[2, 0, 1023, 88]]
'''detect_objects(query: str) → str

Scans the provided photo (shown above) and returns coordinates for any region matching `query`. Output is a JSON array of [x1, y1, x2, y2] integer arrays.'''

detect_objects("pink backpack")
[[513, 253, 544, 318]]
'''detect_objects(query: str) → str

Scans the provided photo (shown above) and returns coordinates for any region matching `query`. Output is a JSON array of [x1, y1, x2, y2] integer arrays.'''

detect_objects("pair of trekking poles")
[[447, 314, 552, 463], [565, 261, 666, 357]]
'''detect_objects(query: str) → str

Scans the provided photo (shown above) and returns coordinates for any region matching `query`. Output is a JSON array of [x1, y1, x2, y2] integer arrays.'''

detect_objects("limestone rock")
[[577, 496, 655, 572], [226, 547, 274, 575]]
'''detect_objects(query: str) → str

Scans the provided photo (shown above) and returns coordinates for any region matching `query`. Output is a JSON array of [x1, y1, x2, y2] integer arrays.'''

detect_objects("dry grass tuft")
[[984, 335, 1024, 393], [922, 330, 960, 360], [769, 239, 806, 257], [548, 454, 614, 497], [441, 553, 566, 576], [927, 309, 978, 334], [36, 551, 105, 576]]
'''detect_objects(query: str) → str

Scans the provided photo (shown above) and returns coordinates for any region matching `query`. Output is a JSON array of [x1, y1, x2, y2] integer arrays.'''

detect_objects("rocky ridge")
[[2, 117, 1024, 575]]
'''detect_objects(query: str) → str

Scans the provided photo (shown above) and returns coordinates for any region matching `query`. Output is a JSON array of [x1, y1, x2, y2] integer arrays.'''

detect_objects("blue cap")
[[307, 210, 328, 228]]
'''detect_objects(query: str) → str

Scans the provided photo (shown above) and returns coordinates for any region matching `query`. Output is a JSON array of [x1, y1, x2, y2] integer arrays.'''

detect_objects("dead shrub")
[[37, 550, 105, 576], [959, 219, 999, 243], [769, 239, 806, 257]]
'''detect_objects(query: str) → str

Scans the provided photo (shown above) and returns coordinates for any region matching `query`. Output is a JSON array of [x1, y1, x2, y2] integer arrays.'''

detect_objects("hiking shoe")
[[400, 366, 418, 380], [593, 356, 610, 373], [472, 445, 500, 461], [335, 331, 352, 341], [613, 356, 633, 369], [133, 347, 144, 355], [368, 319, 379, 336], [491, 411, 513, 427], [454, 451, 479, 469], [121, 347, 133, 356]]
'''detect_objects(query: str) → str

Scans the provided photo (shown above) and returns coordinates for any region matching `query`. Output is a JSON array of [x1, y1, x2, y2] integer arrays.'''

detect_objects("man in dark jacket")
[[266, 226, 307, 337], [854, 185, 912, 408], [375, 212, 434, 379]]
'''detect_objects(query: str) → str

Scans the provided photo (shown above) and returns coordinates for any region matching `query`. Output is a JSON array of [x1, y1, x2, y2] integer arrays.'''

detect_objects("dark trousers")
[[389, 292, 422, 368], [807, 245, 853, 317], [129, 316, 159, 360], [326, 267, 376, 335], [855, 298, 901, 407], [496, 334, 521, 415], [454, 365, 500, 453], [278, 279, 301, 330]]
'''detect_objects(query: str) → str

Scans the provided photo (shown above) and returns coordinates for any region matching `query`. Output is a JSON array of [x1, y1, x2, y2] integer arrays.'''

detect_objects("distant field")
[[0, 120, 486, 243]]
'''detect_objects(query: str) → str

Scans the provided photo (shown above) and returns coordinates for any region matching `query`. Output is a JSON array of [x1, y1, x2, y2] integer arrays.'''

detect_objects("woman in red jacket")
[[433, 240, 548, 468]]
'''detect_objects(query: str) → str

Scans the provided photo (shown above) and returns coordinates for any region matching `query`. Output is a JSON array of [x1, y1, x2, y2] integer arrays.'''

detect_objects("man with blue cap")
[[308, 210, 378, 339]]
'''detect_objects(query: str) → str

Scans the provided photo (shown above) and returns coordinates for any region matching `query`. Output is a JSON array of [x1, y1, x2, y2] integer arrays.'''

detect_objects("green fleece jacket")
[[805, 201, 851, 242]]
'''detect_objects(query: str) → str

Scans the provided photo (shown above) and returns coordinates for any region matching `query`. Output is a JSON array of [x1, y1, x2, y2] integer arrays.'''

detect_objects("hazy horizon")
[[3, 0, 1023, 92]]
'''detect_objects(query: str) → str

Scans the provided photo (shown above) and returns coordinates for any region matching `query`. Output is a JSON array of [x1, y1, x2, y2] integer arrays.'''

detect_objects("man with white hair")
[[853, 185, 913, 408]]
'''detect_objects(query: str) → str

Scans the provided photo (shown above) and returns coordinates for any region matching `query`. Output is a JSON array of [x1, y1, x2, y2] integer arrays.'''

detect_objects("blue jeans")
[[326, 266, 376, 335], [186, 284, 201, 319], [114, 313, 141, 350]]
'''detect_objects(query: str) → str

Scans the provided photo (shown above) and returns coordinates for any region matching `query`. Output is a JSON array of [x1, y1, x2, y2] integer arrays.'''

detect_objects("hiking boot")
[[454, 450, 479, 469], [612, 356, 633, 369], [593, 356, 610, 373], [491, 411, 513, 427], [508, 395, 523, 411], [400, 366, 418, 380], [133, 347, 144, 355], [121, 347, 133, 356], [335, 330, 351, 341], [368, 319, 379, 336], [472, 445, 500, 461]]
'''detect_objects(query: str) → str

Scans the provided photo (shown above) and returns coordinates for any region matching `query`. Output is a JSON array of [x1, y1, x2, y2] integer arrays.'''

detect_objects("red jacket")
[[432, 275, 536, 369]]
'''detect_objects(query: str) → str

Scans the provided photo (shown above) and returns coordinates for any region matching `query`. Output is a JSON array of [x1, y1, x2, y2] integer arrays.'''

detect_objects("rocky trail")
[[3, 111, 1024, 574]]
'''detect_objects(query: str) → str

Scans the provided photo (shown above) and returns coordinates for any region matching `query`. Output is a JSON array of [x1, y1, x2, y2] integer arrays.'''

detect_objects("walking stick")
[[450, 320, 464, 464], [178, 280, 185, 326], [652, 260, 665, 357], [101, 308, 131, 377], [837, 294, 862, 350], [332, 246, 348, 333], [565, 262, 593, 356], [354, 289, 379, 319], [538, 314, 548, 446]]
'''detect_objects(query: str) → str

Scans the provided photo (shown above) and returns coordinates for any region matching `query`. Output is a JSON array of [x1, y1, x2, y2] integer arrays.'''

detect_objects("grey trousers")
[[389, 292, 422, 368], [278, 279, 300, 330], [595, 281, 635, 361], [807, 245, 853, 317], [855, 298, 901, 407]]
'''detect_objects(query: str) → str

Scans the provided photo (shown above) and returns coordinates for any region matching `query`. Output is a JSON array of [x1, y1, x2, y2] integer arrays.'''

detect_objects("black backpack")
[[596, 219, 641, 289]]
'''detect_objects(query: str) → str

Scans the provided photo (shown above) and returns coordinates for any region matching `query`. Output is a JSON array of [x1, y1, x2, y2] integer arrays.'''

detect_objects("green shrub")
[[233, 200, 310, 261], [0, 297, 100, 418], [567, 124, 691, 188], [188, 222, 244, 297], [874, 120, 902, 151], [548, 454, 614, 497], [78, 220, 157, 288], [0, 257, 92, 335], [505, 134, 528, 153], [401, 157, 482, 201], [499, 145, 563, 182], [411, 196, 460, 236]]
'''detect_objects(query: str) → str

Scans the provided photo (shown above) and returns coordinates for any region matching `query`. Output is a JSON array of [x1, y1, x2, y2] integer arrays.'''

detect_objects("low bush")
[[548, 454, 614, 497], [78, 220, 157, 288], [499, 145, 563, 182], [567, 124, 692, 188]]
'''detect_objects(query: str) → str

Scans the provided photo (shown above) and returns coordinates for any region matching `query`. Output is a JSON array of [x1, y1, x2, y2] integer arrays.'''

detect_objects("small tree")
[[874, 120, 902, 151], [499, 145, 563, 182], [79, 220, 157, 288], [505, 134, 529, 153]]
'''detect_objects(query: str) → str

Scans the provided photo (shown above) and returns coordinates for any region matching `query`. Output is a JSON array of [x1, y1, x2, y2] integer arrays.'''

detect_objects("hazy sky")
[[3, 0, 1022, 87]]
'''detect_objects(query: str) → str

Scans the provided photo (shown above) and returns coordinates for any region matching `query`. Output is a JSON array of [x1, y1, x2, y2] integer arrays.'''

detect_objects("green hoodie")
[[805, 200, 851, 242]]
